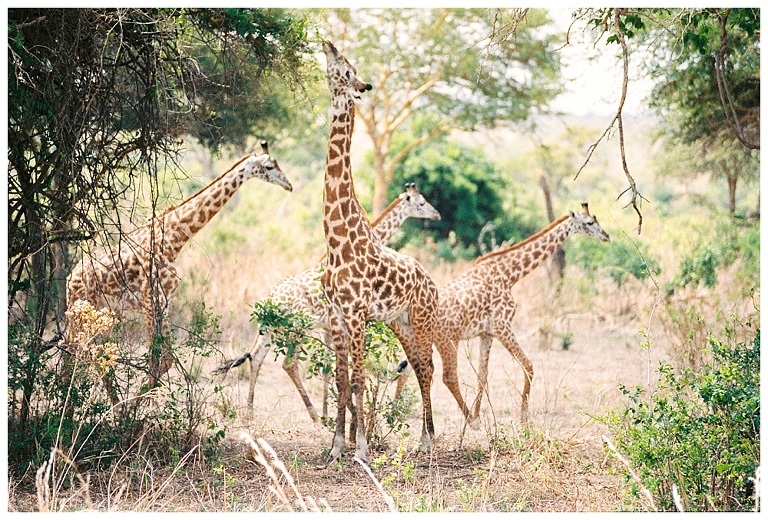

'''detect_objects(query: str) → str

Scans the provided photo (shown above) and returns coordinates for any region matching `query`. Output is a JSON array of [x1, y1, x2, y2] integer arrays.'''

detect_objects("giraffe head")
[[252, 140, 293, 192], [400, 183, 441, 221], [569, 202, 610, 242], [323, 40, 372, 101]]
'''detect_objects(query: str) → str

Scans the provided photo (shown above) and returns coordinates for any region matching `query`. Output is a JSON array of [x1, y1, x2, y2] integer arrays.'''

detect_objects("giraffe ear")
[[260, 140, 269, 155], [569, 210, 575, 218]]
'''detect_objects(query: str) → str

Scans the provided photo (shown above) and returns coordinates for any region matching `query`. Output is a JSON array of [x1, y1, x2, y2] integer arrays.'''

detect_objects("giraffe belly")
[[460, 315, 491, 340], [367, 300, 408, 324]]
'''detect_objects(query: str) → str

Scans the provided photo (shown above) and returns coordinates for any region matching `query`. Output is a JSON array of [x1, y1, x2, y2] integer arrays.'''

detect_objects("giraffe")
[[215, 182, 441, 422], [394, 203, 610, 427], [320, 40, 438, 463], [66, 141, 292, 395]]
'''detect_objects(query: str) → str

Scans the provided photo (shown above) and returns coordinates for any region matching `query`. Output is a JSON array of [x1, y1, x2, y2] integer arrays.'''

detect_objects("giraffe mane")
[[370, 196, 403, 227], [161, 154, 253, 216], [474, 214, 569, 265]]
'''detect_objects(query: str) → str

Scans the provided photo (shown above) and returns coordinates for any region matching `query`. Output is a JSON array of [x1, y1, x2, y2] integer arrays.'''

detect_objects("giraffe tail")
[[394, 359, 409, 374], [212, 352, 251, 374]]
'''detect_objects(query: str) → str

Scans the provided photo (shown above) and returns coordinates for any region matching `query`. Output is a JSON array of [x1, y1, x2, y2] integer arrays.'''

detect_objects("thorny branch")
[[574, 8, 647, 234]]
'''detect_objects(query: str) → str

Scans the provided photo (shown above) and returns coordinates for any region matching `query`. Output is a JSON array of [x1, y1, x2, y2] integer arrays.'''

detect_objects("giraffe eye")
[[345, 70, 351, 80]]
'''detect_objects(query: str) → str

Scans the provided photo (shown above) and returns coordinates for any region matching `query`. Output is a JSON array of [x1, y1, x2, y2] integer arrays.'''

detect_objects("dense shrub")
[[7, 299, 227, 477], [605, 323, 759, 511], [252, 300, 414, 445], [566, 235, 660, 287], [669, 215, 759, 294]]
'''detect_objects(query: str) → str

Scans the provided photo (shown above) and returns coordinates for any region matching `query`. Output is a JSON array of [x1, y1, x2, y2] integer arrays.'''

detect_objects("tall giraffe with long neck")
[[321, 40, 438, 463], [66, 142, 292, 392], [395, 203, 610, 426], [215, 183, 441, 421]]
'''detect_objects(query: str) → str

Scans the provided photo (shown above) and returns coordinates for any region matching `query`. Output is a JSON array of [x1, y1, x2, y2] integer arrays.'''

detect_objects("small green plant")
[[250, 300, 324, 367], [604, 322, 759, 511], [555, 330, 574, 350], [465, 447, 485, 463]]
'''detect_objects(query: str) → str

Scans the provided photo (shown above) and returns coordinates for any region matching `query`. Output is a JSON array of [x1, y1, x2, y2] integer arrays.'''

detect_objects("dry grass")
[[10, 197, 757, 512], [10, 245, 667, 512]]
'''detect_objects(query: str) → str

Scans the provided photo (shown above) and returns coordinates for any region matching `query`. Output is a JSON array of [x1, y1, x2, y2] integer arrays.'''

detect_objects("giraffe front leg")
[[327, 311, 349, 464], [347, 318, 369, 463], [145, 269, 176, 389]]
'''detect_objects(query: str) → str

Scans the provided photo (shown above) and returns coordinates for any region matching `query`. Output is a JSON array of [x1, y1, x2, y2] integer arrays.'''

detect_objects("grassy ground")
[[9, 251, 671, 512]]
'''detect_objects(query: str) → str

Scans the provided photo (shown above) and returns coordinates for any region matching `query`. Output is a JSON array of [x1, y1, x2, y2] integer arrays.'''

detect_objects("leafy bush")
[[669, 215, 759, 294], [252, 301, 414, 445], [566, 235, 660, 287], [7, 298, 228, 478], [605, 323, 759, 511], [378, 117, 541, 257]]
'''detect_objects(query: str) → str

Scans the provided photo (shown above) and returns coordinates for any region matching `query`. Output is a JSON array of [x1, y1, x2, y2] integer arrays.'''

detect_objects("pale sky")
[[547, 8, 656, 118]]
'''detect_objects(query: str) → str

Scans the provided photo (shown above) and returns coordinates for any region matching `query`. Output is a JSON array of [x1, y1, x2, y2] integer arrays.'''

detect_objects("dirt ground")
[[191, 266, 662, 512], [9, 260, 666, 512]]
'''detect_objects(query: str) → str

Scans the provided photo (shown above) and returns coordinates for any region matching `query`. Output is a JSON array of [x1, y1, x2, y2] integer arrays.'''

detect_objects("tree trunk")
[[372, 149, 390, 217], [540, 174, 565, 282], [727, 173, 738, 214]]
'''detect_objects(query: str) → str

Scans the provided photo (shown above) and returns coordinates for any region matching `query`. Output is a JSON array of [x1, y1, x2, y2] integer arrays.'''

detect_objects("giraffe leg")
[[347, 317, 369, 462], [321, 329, 332, 421], [469, 335, 493, 428], [282, 355, 320, 422], [435, 337, 475, 428], [327, 310, 350, 463], [248, 333, 271, 419], [145, 268, 176, 389], [391, 308, 435, 453], [494, 328, 533, 422]]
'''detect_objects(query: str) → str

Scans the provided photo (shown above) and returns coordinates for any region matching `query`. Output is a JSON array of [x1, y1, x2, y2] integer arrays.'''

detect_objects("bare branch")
[[575, 8, 647, 234]]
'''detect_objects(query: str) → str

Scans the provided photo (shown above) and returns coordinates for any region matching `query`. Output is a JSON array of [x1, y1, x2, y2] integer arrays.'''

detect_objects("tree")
[[7, 8, 313, 424], [383, 118, 541, 258], [321, 8, 562, 215]]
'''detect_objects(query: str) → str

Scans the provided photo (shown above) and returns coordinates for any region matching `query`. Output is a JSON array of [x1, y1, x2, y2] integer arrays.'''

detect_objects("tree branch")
[[575, 8, 647, 234], [714, 9, 759, 150]]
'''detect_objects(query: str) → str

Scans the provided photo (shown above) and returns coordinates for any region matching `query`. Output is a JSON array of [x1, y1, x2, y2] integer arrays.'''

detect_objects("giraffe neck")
[[370, 197, 407, 243], [323, 92, 373, 265], [475, 215, 574, 285], [154, 156, 257, 262]]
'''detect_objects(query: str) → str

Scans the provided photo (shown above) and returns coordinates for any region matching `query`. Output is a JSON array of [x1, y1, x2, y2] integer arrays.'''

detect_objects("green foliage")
[[566, 235, 660, 287], [250, 300, 324, 368], [384, 128, 540, 256], [605, 324, 759, 511], [669, 215, 759, 294], [251, 301, 415, 444], [585, 8, 759, 148], [7, 298, 228, 477]]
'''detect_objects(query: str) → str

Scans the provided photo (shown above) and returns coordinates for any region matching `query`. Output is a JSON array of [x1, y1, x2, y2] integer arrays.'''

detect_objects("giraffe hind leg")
[[282, 355, 320, 422], [469, 335, 493, 429], [390, 310, 435, 453], [495, 329, 533, 422]]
